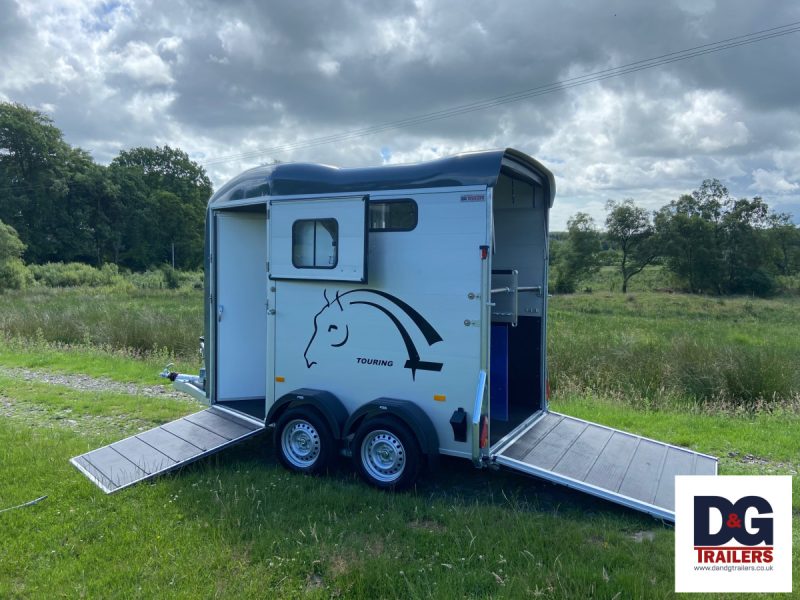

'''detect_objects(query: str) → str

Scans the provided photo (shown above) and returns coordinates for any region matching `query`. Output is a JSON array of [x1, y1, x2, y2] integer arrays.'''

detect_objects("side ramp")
[[493, 411, 718, 522], [71, 406, 264, 493]]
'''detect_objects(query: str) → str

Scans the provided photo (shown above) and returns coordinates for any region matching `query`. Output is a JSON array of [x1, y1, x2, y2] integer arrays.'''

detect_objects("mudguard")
[[344, 398, 440, 468], [266, 388, 348, 439]]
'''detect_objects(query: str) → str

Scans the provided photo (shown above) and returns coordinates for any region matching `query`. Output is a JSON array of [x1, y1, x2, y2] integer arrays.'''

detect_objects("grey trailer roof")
[[208, 148, 556, 207]]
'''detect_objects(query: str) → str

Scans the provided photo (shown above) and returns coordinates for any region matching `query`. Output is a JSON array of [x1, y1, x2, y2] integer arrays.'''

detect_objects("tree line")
[[2, 101, 799, 296], [0, 102, 211, 281], [551, 180, 800, 296]]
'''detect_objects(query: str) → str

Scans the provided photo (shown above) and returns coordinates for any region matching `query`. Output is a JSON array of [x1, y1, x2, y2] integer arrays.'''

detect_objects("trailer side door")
[[269, 196, 369, 283]]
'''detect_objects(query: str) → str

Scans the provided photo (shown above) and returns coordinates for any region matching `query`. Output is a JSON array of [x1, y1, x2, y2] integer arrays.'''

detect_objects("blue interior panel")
[[490, 324, 509, 421]]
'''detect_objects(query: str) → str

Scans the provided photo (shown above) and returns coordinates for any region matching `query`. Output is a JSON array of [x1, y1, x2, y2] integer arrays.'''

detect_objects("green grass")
[[0, 335, 199, 384], [0, 378, 653, 599], [0, 286, 204, 361], [0, 286, 798, 597], [578, 265, 680, 293], [0, 374, 796, 598], [3, 285, 799, 406], [549, 292, 800, 405]]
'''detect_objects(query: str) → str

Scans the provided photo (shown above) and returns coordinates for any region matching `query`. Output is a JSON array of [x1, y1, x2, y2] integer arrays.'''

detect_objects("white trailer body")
[[72, 149, 716, 521]]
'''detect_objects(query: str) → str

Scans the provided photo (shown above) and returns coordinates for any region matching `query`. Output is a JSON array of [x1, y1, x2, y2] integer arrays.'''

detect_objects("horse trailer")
[[71, 148, 717, 521]]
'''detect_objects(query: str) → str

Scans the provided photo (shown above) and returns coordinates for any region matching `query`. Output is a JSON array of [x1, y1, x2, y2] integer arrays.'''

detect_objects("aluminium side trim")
[[212, 404, 266, 428], [471, 370, 487, 466], [70, 457, 114, 493], [489, 409, 547, 456]]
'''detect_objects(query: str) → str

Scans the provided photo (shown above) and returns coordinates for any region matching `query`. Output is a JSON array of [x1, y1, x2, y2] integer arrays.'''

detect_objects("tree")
[[0, 219, 24, 260], [605, 199, 658, 293], [110, 146, 211, 269], [656, 179, 782, 296], [719, 196, 773, 294], [554, 212, 601, 293], [0, 102, 214, 271], [653, 180, 732, 294], [765, 212, 800, 277], [0, 219, 29, 290], [0, 102, 72, 262]]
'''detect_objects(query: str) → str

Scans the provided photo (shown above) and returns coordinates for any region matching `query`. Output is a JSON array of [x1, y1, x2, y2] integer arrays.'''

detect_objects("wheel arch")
[[344, 398, 440, 468], [266, 388, 348, 440]]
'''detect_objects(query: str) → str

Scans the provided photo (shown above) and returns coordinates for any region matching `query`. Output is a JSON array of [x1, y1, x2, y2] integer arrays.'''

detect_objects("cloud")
[[109, 40, 175, 86], [1, 0, 799, 229], [750, 168, 799, 194]]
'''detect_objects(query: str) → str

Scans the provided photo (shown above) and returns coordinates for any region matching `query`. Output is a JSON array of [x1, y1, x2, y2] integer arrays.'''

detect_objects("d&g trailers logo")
[[693, 495, 774, 565], [675, 476, 792, 594]]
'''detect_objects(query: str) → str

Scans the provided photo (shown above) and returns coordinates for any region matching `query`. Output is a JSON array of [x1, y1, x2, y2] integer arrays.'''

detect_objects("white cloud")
[[124, 91, 176, 124], [110, 41, 175, 86], [750, 168, 799, 194], [217, 20, 263, 65], [667, 90, 749, 152], [156, 36, 182, 55], [317, 57, 341, 77], [1, 0, 799, 232]]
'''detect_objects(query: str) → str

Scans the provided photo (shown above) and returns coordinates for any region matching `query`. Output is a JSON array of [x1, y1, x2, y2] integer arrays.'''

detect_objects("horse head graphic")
[[303, 290, 350, 368], [303, 289, 444, 380]]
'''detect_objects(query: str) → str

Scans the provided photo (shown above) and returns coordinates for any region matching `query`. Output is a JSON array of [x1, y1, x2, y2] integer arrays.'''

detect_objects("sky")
[[1, 0, 799, 229]]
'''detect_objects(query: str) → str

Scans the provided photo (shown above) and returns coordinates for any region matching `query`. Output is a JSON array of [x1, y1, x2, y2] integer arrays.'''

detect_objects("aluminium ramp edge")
[[71, 406, 265, 494], [493, 411, 718, 522]]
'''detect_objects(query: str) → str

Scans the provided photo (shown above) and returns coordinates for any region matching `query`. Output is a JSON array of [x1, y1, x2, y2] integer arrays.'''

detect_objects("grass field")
[[0, 286, 798, 598], [0, 287, 204, 361], [550, 292, 800, 405]]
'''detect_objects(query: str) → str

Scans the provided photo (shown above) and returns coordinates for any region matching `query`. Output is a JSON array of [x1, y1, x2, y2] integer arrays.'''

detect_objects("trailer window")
[[292, 219, 338, 268], [369, 200, 417, 231]]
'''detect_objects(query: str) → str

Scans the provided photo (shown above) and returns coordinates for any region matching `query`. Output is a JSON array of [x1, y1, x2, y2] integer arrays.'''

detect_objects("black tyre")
[[352, 417, 422, 490], [274, 408, 335, 475]]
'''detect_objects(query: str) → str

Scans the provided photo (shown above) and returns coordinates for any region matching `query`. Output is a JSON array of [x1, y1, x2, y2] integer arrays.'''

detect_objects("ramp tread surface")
[[71, 407, 264, 493], [496, 411, 717, 520]]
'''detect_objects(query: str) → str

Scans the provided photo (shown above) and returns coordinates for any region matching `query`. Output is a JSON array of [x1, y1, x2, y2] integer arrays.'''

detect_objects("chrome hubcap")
[[281, 419, 321, 468]]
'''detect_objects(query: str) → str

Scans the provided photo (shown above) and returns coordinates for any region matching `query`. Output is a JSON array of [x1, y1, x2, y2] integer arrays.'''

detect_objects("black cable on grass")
[[0, 495, 47, 514]]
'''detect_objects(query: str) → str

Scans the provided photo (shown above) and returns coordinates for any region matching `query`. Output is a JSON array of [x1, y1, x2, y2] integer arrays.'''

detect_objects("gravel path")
[[0, 366, 187, 399]]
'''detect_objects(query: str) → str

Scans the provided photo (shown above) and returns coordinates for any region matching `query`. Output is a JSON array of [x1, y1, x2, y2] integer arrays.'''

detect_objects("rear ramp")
[[494, 412, 717, 522], [71, 406, 264, 493]]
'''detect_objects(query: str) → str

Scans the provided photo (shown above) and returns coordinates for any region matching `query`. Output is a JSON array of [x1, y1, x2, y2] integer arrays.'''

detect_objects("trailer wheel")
[[274, 408, 334, 475], [353, 417, 422, 490]]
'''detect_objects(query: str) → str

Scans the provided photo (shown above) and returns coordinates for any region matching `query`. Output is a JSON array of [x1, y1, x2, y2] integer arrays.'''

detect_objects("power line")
[[2, 19, 798, 195], [200, 20, 800, 168]]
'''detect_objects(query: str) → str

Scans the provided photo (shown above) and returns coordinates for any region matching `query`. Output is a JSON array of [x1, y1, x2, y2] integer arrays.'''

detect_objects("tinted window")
[[369, 200, 417, 231], [292, 219, 338, 268]]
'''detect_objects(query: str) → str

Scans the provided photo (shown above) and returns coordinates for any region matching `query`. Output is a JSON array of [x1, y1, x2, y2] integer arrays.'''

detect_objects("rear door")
[[269, 196, 369, 283], [493, 411, 717, 521]]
